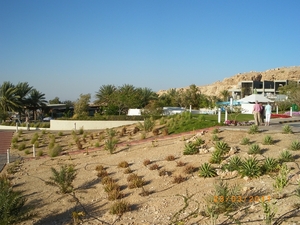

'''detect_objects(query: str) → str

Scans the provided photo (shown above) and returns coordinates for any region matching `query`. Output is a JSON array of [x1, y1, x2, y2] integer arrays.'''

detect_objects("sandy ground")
[[2, 125, 300, 225]]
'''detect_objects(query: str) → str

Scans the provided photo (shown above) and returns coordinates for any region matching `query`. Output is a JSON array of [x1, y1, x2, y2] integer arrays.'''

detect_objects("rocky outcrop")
[[157, 66, 300, 97]]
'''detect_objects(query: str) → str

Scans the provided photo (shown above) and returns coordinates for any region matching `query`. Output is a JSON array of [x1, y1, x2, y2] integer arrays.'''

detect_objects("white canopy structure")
[[237, 94, 273, 103]]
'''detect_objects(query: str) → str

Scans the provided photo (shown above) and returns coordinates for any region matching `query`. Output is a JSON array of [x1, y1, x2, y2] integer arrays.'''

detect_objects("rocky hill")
[[158, 66, 300, 97]]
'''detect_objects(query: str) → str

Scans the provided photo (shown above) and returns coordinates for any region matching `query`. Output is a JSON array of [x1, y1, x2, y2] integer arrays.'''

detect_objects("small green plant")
[[248, 124, 259, 134], [222, 155, 242, 172], [263, 135, 274, 145], [212, 128, 219, 134], [273, 164, 289, 195], [183, 142, 198, 155], [290, 140, 300, 151], [138, 117, 155, 132], [262, 157, 279, 174], [261, 201, 276, 225], [194, 137, 205, 146], [94, 141, 100, 147], [46, 164, 77, 194], [109, 200, 130, 215], [79, 127, 84, 135], [107, 188, 124, 201], [215, 141, 230, 153], [58, 131, 63, 136], [11, 136, 18, 143], [118, 161, 129, 168], [239, 157, 261, 178], [48, 144, 62, 157], [199, 163, 217, 178], [128, 175, 145, 189], [240, 137, 250, 145], [282, 124, 293, 134], [209, 150, 223, 164], [104, 137, 118, 154], [103, 181, 120, 193], [37, 149, 43, 157], [24, 149, 30, 155], [212, 134, 219, 141], [18, 143, 26, 151], [278, 150, 294, 163], [0, 175, 31, 224], [248, 144, 261, 155]]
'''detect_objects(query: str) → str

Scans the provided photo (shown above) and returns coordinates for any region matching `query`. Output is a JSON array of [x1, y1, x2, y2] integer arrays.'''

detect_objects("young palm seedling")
[[248, 144, 261, 155], [248, 124, 259, 134], [278, 150, 294, 163], [273, 164, 289, 198], [282, 124, 293, 134], [263, 135, 274, 145], [262, 157, 279, 174], [183, 142, 198, 155], [199, 163, 217, 178], [221, 155, 242, 172], [239, 157, 261, 178], [290, 140, 300, 151], [240, 137, 250, 145], [210, 150, 223, 164]]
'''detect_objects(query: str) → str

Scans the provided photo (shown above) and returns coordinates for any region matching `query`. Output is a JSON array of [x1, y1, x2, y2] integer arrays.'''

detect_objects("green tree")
[[136, 87, 158, 108], [73, 94, 91, 118], [95, 84, 117, 106], [27, 89, 47, 121], [0, 81, 21, 114], [220, 89, 230, 101], [15, 82, 33, 119], [113, 84, 139, 115], [49, 97, 61, 104]]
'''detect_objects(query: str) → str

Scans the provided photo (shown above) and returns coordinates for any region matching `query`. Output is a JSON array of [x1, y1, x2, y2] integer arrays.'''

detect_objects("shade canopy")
[[237, 94, 273, 103]]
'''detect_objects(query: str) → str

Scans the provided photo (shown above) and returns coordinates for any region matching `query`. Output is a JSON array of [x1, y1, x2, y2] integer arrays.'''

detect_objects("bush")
[[222, 155, 242, 172], [239, 157, 261, 178], [263, 135, 274, 145], [118, 161, 129, 168], [45, 164, 77, 194], [248, 125, 259, 134], [199, 163, 217, 178], [282, 124, 293, 134], [240, 137, 250, 145], [48, 144, 62, 157], [109, 200, 130, 215], [248, 144, 261, 155], [290, 140, 300, 151], [183, 142, 198, 155], [18, 143, 26, 151], [0, 175, 31, 224]]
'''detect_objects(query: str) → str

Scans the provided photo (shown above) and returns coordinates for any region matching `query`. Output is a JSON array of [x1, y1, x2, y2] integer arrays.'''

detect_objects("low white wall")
[[49, 120, 142, 131]]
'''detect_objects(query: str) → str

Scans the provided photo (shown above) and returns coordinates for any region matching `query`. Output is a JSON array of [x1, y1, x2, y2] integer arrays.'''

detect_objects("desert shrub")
[[240, 137, 250, 145], [104, 137, 118, 154], [263, 135, 274, 145], [48, 144, 62, 157], [6, 160, 22, 174], [278, 150, 294, 163], [199, 163, 217, 178], [46, 164, 77, 194], [282, 124, 293, 134], [290, 140, 300, 151], [124, 167, 133, 174], [165, 155, 175, 161], [172, 175, 185, 184], [248, 144, 261, 155], [79, 127, 84, 135], [239, 157, 261, 178], [194, 137, 205, 146], [109, 200, 130, 215], [159, 169, 171, 176], [152, 128, 159, 136], [139, 117, 155, 132], [97, 169, 108, 178], [106, 128, 117, 138], [183, 142, 198, 155], [262, 157, 279, 174], [184, 165, 196, 174], [248, 124, 259, 134], [221, 155, 242, 172], [107, 189, 124, 201], [127, 173, 139, 182], [103, 181, 120, 193], [0, 175, 31, 224], [94, 142, 100, 147], [149, 163, 159, 170], [48, 141, 55, 150], [37, 149, 43, 157], [143, 159, 151, 166], [128, 175, 145, 189], [162, 128, 169, 136], [58, 131, 63, 136], [118, 161, 129, 168], [101, 176, 114, 185], [95, 165, 105, 171], [176, 161, 186, 167], [76, 140, 83, 150], [11, 136, 18, 143], [132, 126, 139, 134], [24, 149, 30, 155], [34, 140, 39, 148], [30, 133, 39, 145], [18, 143, 26, 151]]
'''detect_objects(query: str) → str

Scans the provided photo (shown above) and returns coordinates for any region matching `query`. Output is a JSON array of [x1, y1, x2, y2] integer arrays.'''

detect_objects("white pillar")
[[276, 106, 278, 114], [74, 123, 76, 131], [7, 149, 10, 164], [189, 105, 192, 113], [290, 107, 293, 117], [225, 109, 228, 122], [33, 144, 36, 157], [218, 108, 221, 123], [16, 122, 18, 132]]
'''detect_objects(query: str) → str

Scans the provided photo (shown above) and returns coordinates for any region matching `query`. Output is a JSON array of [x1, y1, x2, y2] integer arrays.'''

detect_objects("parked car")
[[43, 117, 53, 122]]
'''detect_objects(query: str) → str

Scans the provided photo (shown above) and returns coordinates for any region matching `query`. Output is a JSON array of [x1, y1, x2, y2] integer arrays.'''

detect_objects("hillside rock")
[[158, 66, 300, 97]]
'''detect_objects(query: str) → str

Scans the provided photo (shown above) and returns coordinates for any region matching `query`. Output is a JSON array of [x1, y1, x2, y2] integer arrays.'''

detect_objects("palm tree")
[[136, 87, 158, 108], [94, 84, 117, 105], [220, 89, 230, 101], [15, 82, 33, 120], [0, 81, 21, 114], [27, 89, 47, 121]]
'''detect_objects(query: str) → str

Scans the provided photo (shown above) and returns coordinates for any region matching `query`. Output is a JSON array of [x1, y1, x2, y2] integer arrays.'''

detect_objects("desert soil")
[[2, 126, 300, 225]]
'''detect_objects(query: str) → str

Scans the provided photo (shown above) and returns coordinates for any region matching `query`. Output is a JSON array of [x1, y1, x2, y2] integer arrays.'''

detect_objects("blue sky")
[[1, 0, 299, 102]]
